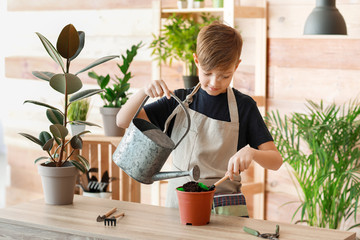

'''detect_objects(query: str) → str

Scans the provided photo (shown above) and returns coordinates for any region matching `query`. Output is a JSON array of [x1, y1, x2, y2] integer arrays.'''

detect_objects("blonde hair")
[[196, 22, 243, 72]]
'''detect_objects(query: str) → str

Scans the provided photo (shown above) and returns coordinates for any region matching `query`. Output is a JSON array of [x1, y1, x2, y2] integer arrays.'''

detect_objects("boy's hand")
[[144, 80, 171, 99], [227, 145, 255, 181]]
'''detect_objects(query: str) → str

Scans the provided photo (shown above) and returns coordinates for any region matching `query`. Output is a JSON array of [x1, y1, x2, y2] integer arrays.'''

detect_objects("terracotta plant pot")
[[176, 189, 215, 226], [38, 162, 77, 205]]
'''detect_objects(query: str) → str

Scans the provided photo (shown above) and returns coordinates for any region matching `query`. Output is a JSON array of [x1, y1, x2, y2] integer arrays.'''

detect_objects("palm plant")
[[150, 13, 219, 77], [266, 100, 360, 230]]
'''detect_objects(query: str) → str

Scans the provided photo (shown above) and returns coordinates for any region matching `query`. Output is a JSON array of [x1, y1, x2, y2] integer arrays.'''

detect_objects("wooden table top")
[[0, 195, 355, 240]]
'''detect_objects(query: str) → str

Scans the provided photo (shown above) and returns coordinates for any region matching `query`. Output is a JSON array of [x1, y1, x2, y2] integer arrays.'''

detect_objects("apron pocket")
[[212, 193, 249, 217]]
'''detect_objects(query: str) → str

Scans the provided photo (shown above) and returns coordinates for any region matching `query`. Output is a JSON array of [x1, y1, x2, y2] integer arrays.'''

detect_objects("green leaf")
[[24, 100, 60, 112], [32, 71, 55, 81], [69, 160, 86, 173], [49, 73, 82, 95], [70, 31, 85, 61], [77, 155, 90, 170], [70, 135, 82, 149], [34, 156, 50, 164], [99, 75, 110, 89], [42, 138, 54, 151], [69, 89, 104, 102], [19, 133, 43, 147], [39, 131, 52, 145], [70, 120, 101, 128], [50, 124, 68, 139], [46, 109, 64, 125], [35, 32, 65, 72], [75, 55, 119, 75], [56, 24, 79, 59]]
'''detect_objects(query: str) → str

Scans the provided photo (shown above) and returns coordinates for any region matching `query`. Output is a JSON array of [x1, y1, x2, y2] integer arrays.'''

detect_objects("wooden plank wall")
[[265, 1, 360, 235], [2, 0, 360, 233]]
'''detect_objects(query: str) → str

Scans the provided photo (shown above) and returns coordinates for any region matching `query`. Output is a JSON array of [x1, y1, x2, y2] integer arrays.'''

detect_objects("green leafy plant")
[[88, 42, 142, 108], [266, 100, 360, 230], [149, 13, 219, 76], [19, 24, 118, 172], [68, 99, 90, 123]]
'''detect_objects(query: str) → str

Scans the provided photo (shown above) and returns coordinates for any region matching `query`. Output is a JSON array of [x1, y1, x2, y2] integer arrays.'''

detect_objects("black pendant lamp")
[[304, 0, 347, 35]]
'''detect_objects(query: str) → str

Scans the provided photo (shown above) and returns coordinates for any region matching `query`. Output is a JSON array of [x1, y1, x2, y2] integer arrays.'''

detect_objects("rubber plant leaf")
[[39, 131, 52, 145], [69, 89, 104, 102], [49, 73, 82, 95], [70, 135, 82, 149], [46, 109, 64, 125], [56, 24, 79, 60], [70, 120, 101, 128], [32, 71, 55, 81], [77, 155, 90, 171], [70, 31, 85, 61], [69, 160, 86, 173], [34, 156, 50, 164], [18, 133, 43, 147], [50, 124, 68, 140], [42, 138, 54, 151], [71, 130, 90, 137], [75, 55, 119, 76], [24, 100, 60, 112], [35, 32, 65, 73]]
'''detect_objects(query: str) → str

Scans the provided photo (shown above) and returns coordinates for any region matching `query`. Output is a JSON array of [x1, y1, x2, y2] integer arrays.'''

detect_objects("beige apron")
[[165, 83, 247, 216]]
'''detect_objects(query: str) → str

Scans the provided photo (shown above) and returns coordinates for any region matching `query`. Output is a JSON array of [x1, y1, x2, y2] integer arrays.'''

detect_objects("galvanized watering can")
[[112, 93, 200, 184]]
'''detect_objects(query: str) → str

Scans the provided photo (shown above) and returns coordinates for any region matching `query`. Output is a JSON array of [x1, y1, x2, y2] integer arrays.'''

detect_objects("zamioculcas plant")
[[19, 24, 118, 172], [88, 41, 142, 108], [266, 100, 360, 230]]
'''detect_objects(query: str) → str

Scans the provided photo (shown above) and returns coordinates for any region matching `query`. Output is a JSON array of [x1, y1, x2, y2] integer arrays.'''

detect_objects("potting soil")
[[179, 181, 210, 192]]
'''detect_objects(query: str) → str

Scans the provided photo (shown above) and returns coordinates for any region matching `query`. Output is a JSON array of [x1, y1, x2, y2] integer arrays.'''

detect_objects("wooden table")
[[0, 195, 355, 240]]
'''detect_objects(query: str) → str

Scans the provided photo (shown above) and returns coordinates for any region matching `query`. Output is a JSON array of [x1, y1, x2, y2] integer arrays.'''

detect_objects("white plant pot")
[[177, 0, 187, 9], [38, 162, 77, 205], [194, 1, 205, 8], [187, 0, 194, 8]]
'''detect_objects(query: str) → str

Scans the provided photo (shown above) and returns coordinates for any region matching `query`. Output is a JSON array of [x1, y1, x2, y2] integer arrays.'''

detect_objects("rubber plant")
[[19, 24, 118, 172], [266, 100, 360, 231]]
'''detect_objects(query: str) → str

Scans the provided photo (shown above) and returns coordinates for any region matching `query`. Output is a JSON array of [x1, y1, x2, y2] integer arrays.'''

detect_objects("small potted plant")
[[194, 0, 205, 8], [177, 0, 187, 9], [88, 42, 142, 136], [67, 98, 91, 136], [150, 13, 219, 88], [19, 24, 118, 205]]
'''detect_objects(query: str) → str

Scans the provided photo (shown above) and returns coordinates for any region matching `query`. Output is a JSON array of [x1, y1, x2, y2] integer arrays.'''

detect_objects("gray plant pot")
[[70, 124, 86, 136], [100, 107, 125, 136], [37, 162, 77, 205], [183, 76, 199, 89]]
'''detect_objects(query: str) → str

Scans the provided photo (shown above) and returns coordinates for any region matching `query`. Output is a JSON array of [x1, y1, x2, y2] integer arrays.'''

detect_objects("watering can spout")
[[152, 165, 200, 182]]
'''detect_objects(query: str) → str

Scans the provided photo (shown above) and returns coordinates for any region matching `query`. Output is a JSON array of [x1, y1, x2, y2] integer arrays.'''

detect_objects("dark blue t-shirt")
[[144, 87, 273, 150]]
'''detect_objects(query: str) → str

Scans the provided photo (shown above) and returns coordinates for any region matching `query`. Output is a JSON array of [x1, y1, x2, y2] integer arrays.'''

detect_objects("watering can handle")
[[133, 93, 191, 149]]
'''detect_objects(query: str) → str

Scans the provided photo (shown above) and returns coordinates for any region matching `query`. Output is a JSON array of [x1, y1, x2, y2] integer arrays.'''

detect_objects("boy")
[[116, 22, 282, 217]]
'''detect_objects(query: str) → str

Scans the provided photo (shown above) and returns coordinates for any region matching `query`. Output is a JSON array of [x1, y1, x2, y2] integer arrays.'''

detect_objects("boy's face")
[[193, 54, 241, 96]]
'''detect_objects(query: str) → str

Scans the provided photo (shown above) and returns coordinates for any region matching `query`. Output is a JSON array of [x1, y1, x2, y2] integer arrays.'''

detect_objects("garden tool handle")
[[214, 175, 229, 187], [134, 93, 191, 149], [105, 207, 117, 217], [113, 212, 125, 218]]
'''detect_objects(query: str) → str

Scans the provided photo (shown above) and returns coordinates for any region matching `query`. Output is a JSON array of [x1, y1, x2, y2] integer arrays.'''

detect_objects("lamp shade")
[[304, 0, 347, 35]]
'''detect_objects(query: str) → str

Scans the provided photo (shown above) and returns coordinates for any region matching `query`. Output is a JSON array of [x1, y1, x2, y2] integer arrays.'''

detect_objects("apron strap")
[[164, 83, 201, 133], [227, 87, 239, 123]]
